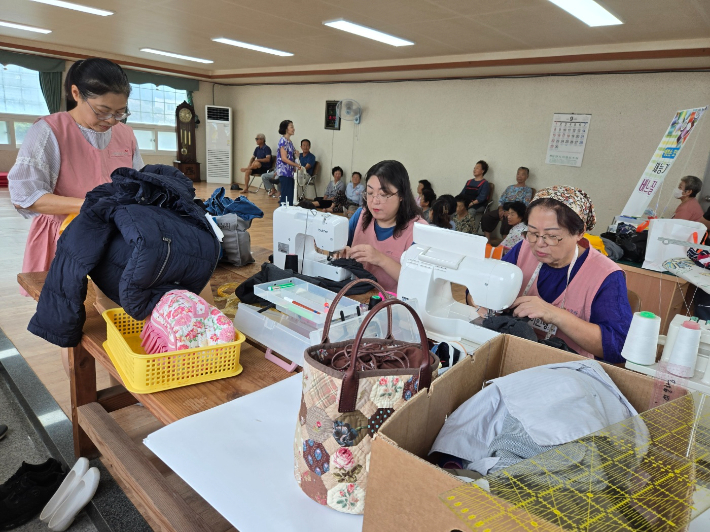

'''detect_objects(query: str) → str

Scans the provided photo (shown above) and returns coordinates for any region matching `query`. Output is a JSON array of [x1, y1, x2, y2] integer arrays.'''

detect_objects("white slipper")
[[40, 457, 89, 522], [48, 467, 100, 532]]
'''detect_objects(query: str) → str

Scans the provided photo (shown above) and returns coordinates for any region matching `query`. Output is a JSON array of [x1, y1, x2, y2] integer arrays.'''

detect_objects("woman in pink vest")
[[469, 186, 632, 362], [343, 160, 428, 292], [9, 58, 142, 283]]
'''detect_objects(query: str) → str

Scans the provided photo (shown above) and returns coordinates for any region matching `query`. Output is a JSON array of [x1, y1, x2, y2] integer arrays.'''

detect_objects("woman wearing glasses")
[[9, 58, 142, 280], [469, 186, 632, 363], [343, 160, 427, 292]]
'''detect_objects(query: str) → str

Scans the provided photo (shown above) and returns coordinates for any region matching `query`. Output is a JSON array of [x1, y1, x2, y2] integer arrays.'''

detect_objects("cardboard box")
[[363, 335, 687, 531]]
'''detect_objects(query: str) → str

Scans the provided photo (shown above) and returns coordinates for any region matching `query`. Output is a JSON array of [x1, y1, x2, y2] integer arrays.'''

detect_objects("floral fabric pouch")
[[140, 289, 235, 354]]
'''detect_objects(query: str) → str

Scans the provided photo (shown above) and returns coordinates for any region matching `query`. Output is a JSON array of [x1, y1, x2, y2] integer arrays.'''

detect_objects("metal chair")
[[297, 161, 319, 201]]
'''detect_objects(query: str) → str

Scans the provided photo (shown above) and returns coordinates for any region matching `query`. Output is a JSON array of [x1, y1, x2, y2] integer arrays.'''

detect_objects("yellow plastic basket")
[[102, 308, 244, 394]]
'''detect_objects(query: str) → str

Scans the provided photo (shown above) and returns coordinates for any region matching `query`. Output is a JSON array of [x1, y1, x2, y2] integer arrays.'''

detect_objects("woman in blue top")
[[276, 120, 300, 205]]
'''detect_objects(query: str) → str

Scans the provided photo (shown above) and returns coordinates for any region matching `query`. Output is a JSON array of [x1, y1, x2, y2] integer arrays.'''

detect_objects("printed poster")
[[621, 106, 707, 217], [545, 113, 591, 167]]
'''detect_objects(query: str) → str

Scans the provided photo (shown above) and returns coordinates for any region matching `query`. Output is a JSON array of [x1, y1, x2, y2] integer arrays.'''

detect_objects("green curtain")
[[0, 50, 64, 72], [125, 69, 199, 92], [39, 71, 62, 114], [186, 91, 194, 106]]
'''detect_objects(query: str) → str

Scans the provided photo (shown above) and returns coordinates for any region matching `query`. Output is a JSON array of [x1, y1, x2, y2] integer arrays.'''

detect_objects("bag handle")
[[338, 298, 432, 413], [320, 278, 393, 344]]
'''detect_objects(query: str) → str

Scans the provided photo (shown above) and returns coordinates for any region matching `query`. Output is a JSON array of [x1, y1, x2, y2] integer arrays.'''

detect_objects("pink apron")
[[352, 213, 427, 292], [21, 113, 136, 280], [515, 238, 622, 358]]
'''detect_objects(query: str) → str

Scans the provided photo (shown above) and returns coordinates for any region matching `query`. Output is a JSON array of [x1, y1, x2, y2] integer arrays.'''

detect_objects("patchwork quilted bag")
[[140, 289, 235, 354], [294, 279, 439, 514]]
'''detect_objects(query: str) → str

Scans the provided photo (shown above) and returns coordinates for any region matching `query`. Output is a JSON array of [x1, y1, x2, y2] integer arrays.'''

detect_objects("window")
[[127, 83, 186, 154], [0, 64, 49, 116], [0, 65, 49, 149]]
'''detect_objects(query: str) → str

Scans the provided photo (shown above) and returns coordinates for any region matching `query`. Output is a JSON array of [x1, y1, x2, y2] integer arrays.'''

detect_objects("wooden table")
[[16, 265, 295, 531], [617, 262, 693, 336], [17, 249, 376, 532]]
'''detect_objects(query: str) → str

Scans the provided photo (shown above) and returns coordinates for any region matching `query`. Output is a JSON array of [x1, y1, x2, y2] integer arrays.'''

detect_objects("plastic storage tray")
[[234, 301, 420, 365], [254, 278, 360, 327], [102, 308, 245, 394]]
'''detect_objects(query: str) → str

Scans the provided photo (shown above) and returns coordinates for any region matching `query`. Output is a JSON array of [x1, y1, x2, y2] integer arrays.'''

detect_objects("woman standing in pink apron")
[[9, 58, 142, 374], [10, 58, 142, 279]]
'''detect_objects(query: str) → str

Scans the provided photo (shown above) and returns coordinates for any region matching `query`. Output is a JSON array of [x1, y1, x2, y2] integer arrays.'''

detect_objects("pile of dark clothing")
[[28, 165, 221, 348], [600, 224, 648, 263], [481, 313, 577, 354]]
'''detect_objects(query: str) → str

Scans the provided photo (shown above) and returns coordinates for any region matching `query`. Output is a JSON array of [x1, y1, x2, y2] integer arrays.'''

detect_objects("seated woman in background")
[[498, 201, 527, 251], [420, 188, 436, 222], [453, 194, 475, 233], [468, 186, 632, 363], [343, 160, 428, 292], [481, 166, 533, 240], [430, 197, 456, 230], [460, 160, 490, 214], [303, 166, 346, 211], [416, 179, 433, 207]]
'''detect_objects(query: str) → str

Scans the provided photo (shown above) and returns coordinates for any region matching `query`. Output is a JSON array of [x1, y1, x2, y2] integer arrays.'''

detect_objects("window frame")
[[126, 82, 186, 156], [0, 113, 42, 150], [127, 123, 178, 156]]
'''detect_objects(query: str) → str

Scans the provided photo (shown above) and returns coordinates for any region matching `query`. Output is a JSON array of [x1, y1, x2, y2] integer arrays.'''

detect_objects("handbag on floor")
[[294, 279, 439, 514]]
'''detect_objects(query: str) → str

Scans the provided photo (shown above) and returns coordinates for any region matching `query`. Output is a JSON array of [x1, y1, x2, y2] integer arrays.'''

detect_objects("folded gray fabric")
[[601, 237, 624, 261]]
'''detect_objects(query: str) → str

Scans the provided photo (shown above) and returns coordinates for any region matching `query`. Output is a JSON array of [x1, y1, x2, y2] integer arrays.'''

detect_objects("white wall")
[[221, 72, 710, 234]]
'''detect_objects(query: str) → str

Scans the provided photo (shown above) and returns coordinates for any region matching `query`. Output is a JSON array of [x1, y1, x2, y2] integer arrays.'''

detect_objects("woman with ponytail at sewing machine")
[[468, 186, 632, 363], [340, 160, 428, 292]]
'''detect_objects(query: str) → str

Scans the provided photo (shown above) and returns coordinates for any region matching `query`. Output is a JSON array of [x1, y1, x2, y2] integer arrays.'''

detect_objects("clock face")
[[179, 108, 193, 123]]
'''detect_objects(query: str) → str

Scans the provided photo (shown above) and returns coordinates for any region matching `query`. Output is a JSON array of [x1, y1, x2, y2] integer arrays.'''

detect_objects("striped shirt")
[[8, 119, 144, 219]]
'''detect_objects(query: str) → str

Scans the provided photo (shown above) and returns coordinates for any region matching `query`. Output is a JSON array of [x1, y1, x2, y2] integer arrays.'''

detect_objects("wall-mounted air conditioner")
[[205, 105, 232, 184]]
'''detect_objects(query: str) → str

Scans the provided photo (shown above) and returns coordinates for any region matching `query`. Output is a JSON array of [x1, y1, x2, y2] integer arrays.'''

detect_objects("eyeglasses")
[[85, 99, 130, 121], [255, 137, 264, 141], [366, 191, 397, 203], [522, 231, 565, 246]]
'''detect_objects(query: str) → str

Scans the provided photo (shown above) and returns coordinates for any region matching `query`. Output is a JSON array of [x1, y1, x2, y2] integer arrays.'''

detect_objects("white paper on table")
[[144, 375, 364, 532]]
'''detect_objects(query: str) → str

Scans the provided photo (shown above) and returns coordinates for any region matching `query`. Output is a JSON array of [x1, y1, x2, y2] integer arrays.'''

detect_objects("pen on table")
[[284, 297, 320, 314], [267, 282, 295, 291]]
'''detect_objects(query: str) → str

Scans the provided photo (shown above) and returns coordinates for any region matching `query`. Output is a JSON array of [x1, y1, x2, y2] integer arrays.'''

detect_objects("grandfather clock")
[[173, 101, 200, 182]]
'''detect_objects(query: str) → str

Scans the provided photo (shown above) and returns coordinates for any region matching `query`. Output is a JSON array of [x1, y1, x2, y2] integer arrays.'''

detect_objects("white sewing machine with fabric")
[[272, 205, 351, 282], [398, 224, 523, 353]]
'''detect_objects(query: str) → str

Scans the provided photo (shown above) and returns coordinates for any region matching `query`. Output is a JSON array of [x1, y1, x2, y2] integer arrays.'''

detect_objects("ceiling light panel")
[[140, 49, 213, 64], [28, 0, 113, 16], [323, 20, 414, 47], [548, 0, 622, 27], [0, 20, 51, 34], [212, 38, 293, 57]]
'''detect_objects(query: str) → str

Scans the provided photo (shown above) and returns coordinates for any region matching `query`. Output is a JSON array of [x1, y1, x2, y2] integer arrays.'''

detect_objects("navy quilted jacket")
[[28, 165, 220, 347]]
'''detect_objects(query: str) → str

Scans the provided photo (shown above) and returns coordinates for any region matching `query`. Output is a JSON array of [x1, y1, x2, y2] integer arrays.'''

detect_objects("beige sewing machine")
[[272, 205, 351, 282], [398, 224, 524, 353]]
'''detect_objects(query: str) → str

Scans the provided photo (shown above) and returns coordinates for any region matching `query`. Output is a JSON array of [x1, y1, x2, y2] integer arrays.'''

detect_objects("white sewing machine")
[[272, 205, 351, 281], [398, 224, 524, 353]]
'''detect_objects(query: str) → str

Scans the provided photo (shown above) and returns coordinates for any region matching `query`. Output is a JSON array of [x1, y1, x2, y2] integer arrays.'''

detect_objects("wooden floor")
[[0, 182, 280, 532]]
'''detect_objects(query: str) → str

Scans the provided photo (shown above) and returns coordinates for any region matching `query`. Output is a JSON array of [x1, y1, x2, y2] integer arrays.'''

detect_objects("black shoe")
[[0, 424, 6, 440], [0, 458, 62, 499], [0, 470, 65, 530], [230, 184, 243, 190]]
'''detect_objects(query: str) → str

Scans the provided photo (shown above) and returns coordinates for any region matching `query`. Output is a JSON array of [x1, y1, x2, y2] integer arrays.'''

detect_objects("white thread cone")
[[621, 312, 661, 365], [667, 321, 701, 378]]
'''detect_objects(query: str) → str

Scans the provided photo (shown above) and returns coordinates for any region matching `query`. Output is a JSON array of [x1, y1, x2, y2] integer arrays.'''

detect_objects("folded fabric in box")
[[140, 290, 235, 354]]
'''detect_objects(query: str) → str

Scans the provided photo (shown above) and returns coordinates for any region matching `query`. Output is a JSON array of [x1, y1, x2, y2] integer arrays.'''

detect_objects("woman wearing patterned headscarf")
[[468, 186, 632, 362]]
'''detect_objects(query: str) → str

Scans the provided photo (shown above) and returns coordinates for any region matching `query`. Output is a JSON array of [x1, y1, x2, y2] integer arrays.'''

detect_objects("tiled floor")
[[0, 369, 97, 532]]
